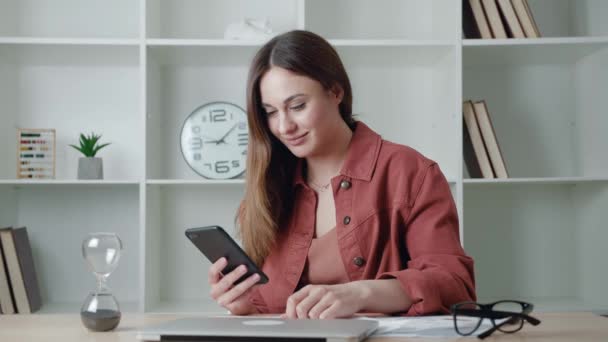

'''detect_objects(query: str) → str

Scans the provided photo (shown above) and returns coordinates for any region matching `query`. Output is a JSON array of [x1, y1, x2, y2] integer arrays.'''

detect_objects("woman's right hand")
[[208, 257, 261, 315]]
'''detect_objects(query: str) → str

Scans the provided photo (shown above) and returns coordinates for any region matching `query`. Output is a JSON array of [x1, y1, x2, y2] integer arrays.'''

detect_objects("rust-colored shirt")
[[249, 122, 476, 315]]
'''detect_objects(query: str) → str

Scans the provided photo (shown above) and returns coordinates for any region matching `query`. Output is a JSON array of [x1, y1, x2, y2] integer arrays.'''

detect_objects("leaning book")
[[0, 227, 42, 313]]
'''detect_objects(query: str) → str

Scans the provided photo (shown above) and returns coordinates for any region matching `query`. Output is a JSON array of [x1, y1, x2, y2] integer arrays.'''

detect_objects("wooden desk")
[[0, 312, 605, 341]]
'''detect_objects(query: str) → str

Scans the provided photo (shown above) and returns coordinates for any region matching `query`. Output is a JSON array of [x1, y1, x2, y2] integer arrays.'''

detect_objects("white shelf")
[[146, 38, 458, 48], [0, 180, 140, 186], [463, 39, 608, 66], [464, 177, 608, 185], [463, 36, 608, 46], [146, 179, 244, 186], [329, 39, 457, 47], [0, 37, 140, 46], [146, 39, 267, 47]]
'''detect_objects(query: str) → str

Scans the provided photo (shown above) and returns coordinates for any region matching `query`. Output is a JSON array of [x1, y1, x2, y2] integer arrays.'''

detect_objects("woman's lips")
[[284, 132, 308, 146]]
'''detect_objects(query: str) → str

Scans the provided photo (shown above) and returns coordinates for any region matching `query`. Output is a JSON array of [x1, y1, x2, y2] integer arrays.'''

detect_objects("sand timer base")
[[80, 292, 121, 332]]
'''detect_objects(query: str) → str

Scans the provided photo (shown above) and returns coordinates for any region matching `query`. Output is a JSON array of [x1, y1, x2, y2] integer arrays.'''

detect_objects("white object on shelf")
[[223, 18, 275, 40]]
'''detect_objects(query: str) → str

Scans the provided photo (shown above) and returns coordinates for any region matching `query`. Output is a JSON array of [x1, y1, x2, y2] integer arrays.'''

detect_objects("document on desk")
[[358, 315, 493, 337]]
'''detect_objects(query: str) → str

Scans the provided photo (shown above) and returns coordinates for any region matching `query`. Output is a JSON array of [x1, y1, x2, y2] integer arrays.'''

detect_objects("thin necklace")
[[309, 179, 331, 192]]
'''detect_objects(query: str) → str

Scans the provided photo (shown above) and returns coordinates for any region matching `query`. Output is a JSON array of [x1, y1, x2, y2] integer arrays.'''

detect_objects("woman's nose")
[[278, 113, 297, 135]]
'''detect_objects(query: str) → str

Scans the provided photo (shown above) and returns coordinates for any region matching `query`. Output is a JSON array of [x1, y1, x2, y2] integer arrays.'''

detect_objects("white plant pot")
[[78, 157, 104, 180]]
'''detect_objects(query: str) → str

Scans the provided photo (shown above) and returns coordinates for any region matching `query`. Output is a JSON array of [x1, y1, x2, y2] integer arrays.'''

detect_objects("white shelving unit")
[[0, 0, 606, 314]]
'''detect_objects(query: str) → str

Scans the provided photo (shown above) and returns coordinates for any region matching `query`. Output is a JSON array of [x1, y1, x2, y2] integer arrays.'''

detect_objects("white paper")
[[358, 315, 495, 338]]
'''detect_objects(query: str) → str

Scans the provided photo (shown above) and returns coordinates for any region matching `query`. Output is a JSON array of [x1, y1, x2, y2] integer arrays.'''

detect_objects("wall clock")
[[180, 102, 248, 179]]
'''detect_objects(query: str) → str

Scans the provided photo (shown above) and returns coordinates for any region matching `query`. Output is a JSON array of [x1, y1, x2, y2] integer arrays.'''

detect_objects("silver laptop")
[[137, 316, 378, 342]]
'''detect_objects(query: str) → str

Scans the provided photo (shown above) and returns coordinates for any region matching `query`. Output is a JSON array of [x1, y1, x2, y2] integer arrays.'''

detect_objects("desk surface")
[[0, 312, 605, 341]]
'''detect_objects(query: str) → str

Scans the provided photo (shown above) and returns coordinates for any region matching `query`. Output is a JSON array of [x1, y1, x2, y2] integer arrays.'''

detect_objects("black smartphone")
[[185, 225, 269, 285]]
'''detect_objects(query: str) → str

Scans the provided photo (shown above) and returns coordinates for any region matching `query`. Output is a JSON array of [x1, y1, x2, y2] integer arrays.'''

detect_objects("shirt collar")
[[293, 121, 382, 187]]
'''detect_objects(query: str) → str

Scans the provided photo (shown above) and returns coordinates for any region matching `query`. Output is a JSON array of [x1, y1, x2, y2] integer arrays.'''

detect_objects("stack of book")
[[0, 226, 42, 314], [463, 0, 541, 39], [463, 100, 509, 179]]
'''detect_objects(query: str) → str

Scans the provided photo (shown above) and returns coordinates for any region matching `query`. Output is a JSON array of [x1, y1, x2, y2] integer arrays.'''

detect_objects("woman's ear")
[[328, 83, 344, 104]]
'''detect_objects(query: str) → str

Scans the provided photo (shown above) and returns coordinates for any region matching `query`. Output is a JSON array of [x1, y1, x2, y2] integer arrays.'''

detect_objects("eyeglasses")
[[450, 300, 541, 339]]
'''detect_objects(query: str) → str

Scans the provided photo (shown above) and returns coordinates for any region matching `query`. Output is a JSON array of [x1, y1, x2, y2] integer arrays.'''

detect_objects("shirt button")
[[340, 180, 351, 189], [353, 257, 365, 267], [343, 216, 351, 225]]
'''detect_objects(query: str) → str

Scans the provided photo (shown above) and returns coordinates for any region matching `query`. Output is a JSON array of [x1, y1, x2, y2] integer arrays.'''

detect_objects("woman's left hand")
[[283, 282, 368, 319]]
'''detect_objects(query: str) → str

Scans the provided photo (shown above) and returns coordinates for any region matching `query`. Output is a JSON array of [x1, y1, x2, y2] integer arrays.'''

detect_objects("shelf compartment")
[[0, 0, 139, 38], [145, 0, 300, 40], [305, 0, 458, 40], [0, 44, 142, 181], [463, 39, 608, 65], [337, 45, 460, 179], [463, 44, 608, 178], [146, 45, 255, 180], [525, 0, 608, 38], [463, 182, 608, 311], [144, 185, 244, 313], [463, 0, 608, 40], [0, 185, 141, 313], [146, 44, 460, 180]]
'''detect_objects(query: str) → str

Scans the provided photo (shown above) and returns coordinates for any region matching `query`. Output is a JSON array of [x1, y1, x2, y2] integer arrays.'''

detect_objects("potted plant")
[[70, 132, 111, 180]]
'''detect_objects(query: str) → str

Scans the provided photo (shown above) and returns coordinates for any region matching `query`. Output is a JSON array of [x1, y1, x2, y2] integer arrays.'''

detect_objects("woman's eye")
[[265, 109, 277, 116], [290, 103, 306, 111]]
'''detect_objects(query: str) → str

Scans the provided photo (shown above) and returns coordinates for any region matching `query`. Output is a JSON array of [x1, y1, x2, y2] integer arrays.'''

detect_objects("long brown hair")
[[238, 30, 355, 266]]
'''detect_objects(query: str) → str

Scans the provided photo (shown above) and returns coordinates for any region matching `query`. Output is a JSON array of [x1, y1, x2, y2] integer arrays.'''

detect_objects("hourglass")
[[81, 232, 123, 332]]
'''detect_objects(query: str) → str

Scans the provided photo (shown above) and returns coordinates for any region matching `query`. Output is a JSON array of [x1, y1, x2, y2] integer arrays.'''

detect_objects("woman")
[[208, 30, 475, 319]]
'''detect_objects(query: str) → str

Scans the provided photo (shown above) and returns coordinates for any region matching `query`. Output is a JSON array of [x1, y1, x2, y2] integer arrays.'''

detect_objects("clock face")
[[180, 102, 248, 179]]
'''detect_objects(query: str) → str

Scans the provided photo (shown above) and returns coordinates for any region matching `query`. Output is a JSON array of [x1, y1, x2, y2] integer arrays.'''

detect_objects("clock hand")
[[216, 124, 238, 145], [201, 135, 220, 144]]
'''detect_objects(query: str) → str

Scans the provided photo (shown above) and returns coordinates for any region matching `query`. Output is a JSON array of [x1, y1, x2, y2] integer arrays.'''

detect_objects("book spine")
[[482, 0, 508, 38], [497, 0, 526, 38], [0, 229, 29, 313], [469, 0, 493, 38], [0, 230, 17, 314], [463, 101, 495, 179], [474, 101, 509, 178]]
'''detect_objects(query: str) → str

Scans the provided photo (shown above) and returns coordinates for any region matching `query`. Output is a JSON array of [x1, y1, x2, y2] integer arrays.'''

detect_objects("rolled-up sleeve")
[[379, 163, 476, 315]]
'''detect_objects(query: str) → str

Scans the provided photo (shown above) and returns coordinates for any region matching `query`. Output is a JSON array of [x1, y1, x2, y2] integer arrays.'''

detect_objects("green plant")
[[70, 132, 111, 157]]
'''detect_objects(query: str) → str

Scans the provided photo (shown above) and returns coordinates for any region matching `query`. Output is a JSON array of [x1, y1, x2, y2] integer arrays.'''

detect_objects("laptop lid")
[[137, 316, 378, 342]]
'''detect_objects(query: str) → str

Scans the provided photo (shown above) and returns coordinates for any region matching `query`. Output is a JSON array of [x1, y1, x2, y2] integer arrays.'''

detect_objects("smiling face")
[[260, 66, 344, 158]]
